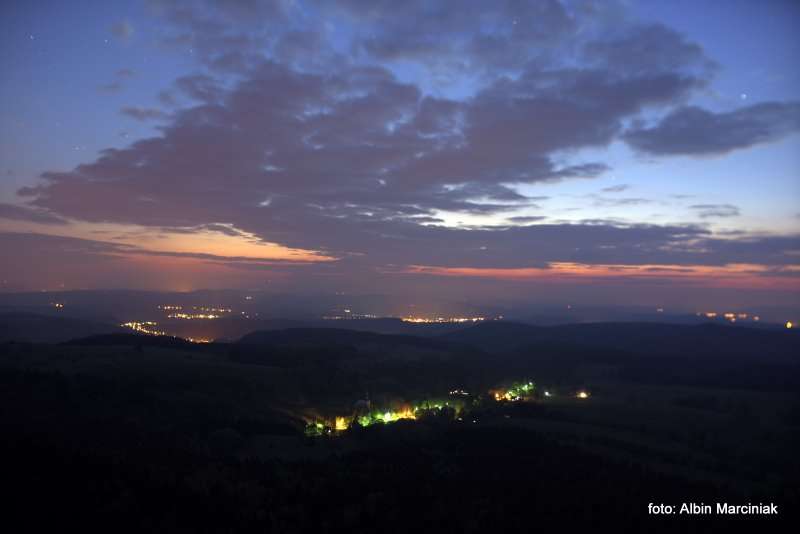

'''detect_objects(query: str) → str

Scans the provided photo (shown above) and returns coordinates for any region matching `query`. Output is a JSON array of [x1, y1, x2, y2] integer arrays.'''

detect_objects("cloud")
[[121, 107, 170, 121], [167, 223, 248, 237], [15, 1, 800, 283], [98, 82, 123, 93], [600, 184, 630, 193], [328, 0, 577, 73], [690, 204, 741, 218], [152, 0, 289, 73], [0, 231, 321, 266], [0, 203, 67, 225], [593, 197, 652, 207], [0, 232, 304, 292], [2, 223, 798, 297], [624, 102, 800, 156], [507, 216, 547, 224], [99, 68, 137, 94], [583, 23, 716, 78], [111, 20, 134, 41], [23, 51, 703, 245]]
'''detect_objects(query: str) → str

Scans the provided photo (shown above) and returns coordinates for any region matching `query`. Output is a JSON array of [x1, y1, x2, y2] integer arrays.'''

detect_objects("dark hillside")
[[442, 321, 799, 362], [0, 312, 124, 343]]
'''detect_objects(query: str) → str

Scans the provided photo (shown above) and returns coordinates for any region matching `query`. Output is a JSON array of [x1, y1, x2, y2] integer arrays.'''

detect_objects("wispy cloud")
[[690, 204, 741, 218]]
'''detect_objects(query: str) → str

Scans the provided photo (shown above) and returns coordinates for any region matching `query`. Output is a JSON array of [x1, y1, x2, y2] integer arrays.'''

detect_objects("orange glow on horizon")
[[403, 262, 800, 290], [132, 226, 334, 263], [0, 218, 334, 263]]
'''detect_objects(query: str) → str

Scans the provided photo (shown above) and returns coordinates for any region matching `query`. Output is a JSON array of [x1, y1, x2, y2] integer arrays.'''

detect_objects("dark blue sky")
[[0, 0, 798, 312]]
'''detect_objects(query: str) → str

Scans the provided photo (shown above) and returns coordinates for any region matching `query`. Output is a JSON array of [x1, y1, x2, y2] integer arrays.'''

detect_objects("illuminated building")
[[491, 381, 535, 402], [335, 417, 349, 431]]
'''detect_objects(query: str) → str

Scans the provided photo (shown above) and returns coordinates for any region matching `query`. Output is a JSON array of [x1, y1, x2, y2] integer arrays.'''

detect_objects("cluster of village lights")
[[158, 304, 232, 320], [120, 321, 166, 336], [305, 381, 591, 436], [699, 311, 760, 323], [167, 312, 221, 320], [120, 321, 213, 342], [401, 316, 488, 324], [700, 311, 794, 329]]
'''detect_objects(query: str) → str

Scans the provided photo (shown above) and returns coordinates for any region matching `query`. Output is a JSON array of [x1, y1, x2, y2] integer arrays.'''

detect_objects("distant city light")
[[401, 316, 487, 323], [577, 391, 590, 399], [787, 321, 794, 329], [121, 321, 166, 336], [323, 312, 378, 320], [700, 311, 762, 323], [168, 313, 220, 320]]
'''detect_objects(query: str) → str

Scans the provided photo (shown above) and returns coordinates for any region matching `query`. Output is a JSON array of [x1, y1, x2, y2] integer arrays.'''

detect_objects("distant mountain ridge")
[[238, 327, 458, 351], [0, 312, 124, 343], [440, 321, 800, 363], [61, 333, 198, 350], [6, 313, 799, 371]]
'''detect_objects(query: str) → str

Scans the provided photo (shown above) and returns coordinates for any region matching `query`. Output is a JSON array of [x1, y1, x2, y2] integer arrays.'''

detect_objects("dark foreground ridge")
[[1, 319, 798, 530]]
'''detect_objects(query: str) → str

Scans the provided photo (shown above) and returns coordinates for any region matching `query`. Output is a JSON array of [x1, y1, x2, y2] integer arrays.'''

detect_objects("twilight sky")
[[1, 0, 798, 311]]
